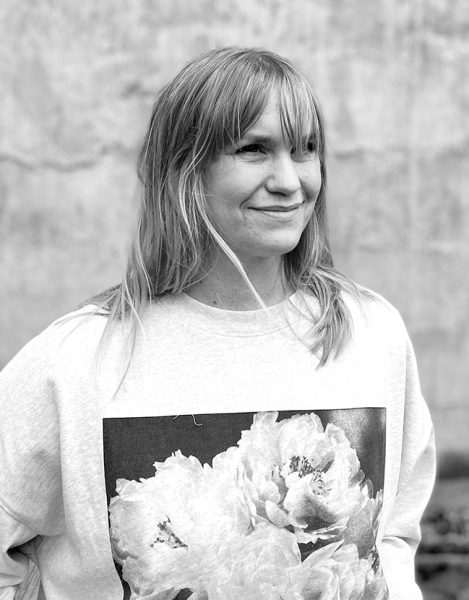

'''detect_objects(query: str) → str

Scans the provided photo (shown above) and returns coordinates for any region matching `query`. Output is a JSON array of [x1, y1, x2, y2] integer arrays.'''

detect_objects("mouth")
[[249, 203, 303, 213], [248, 203, 303, 220]]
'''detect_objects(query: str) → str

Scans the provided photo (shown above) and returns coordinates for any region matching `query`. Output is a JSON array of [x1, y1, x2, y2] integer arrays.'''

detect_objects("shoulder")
[[343, 286, 408, 340], [41, 304, 110, 355], [48, 304, 110, 348], [300, 284, 407, 339], [1, 305, 110, 382], [0, 307, 108, 427], [333, 289, 418, 384]]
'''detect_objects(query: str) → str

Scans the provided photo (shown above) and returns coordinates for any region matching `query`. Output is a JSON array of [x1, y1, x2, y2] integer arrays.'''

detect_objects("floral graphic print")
[[108, 411, 388, 599]]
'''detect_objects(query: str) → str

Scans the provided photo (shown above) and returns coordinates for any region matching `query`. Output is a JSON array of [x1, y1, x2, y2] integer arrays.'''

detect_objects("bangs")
[[196, 51, 324, 159], [277, 76, 324, 157], [205, 68, 275, 155]]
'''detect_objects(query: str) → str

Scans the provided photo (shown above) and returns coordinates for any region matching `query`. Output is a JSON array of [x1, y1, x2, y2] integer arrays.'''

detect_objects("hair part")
[[86, 46, 370, 375]]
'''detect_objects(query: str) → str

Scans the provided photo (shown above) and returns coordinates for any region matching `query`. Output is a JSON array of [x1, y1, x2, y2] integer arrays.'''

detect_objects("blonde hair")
[[88, 47, 368, 366]]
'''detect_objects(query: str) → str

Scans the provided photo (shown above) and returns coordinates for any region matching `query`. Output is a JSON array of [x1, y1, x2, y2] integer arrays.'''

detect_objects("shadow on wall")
[[417, 453, 469, 600]]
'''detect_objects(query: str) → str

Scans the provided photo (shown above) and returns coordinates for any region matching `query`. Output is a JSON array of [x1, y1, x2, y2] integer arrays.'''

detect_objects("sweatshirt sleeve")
[[0, 332, 64, 599], [379, 329, 436, 600]]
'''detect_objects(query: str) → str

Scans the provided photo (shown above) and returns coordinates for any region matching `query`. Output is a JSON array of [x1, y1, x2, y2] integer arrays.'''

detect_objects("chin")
[[251, 238, 303, 259]]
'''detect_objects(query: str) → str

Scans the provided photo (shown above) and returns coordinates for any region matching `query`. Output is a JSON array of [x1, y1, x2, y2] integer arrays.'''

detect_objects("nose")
[[265, 152, 301, 196]]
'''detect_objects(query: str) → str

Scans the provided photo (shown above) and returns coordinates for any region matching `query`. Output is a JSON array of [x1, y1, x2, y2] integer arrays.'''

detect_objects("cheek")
[[204, 162, 246, 213], [301, 201, 317, 235], [297, 159, 322, 201], [206, 184, 244, 222], [306, 161, 323, 197]]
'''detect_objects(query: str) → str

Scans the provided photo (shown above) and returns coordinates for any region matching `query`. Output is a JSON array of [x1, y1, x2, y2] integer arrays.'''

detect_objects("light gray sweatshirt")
[[0, 291, 435, 600]]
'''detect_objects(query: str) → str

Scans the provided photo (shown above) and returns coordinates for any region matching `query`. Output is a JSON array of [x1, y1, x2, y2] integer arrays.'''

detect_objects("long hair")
[[88, 47, 368, 365]]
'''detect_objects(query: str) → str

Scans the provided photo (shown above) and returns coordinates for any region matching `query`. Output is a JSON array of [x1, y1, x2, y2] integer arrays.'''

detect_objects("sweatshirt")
[[0, 290, 436, 600]]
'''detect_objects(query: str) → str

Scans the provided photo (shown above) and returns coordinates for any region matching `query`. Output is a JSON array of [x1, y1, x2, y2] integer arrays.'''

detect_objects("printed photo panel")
[[103, 408, 388, 599]]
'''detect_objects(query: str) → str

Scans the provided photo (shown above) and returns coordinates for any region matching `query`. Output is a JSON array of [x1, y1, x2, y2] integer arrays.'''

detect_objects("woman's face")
[[203, 93, 322, 265]]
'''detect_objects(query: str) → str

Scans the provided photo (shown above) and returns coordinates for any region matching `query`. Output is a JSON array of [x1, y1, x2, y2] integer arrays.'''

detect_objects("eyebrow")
[[240, 131, 314, 146], [239, 133, 276, 145]]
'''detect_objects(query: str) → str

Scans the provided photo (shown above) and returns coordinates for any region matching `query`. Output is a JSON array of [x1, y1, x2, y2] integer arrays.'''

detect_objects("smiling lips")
[[249, 203, 302, 212], [247, 204, 304, 221]]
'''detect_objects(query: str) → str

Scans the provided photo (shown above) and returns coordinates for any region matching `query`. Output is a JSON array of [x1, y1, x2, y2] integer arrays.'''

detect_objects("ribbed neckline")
[[157, 290, 318, 337]]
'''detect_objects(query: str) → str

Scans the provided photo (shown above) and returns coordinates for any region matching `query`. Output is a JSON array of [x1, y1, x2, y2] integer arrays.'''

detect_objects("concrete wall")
[[1, 0, 468, 459]]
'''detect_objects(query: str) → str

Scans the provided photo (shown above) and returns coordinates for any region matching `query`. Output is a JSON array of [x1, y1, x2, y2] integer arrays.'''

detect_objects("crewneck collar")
[[157, 290, 317, 337]]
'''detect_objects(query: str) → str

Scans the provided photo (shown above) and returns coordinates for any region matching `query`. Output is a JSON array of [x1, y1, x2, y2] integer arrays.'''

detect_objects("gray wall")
[[1, 0, 468, 461]]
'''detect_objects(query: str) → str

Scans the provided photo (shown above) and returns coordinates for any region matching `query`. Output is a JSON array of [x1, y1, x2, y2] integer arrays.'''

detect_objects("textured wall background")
[[1, 1, 469, 597], [1, 0, 468, 461]]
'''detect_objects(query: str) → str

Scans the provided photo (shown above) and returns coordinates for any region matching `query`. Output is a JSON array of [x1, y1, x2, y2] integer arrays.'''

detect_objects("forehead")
[[240, 88, 317, 145], [242, 94, 282, 137]]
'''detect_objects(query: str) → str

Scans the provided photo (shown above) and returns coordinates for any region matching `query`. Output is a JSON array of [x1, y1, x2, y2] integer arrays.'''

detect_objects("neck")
[[186, 252, 290, 310]]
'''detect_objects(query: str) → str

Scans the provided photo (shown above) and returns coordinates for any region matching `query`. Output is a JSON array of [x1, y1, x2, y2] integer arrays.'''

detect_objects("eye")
[[235, 144, 263, 154], [301, 139, 316, 154], [291, 139, 317, 159]]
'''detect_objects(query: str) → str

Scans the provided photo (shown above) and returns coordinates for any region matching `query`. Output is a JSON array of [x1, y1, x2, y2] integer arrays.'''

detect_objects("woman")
[[0, 48, 435, 600]]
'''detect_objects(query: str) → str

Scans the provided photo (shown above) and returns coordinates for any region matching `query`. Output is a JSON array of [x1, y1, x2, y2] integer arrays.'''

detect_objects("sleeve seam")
[[0, 499, 39, 537]]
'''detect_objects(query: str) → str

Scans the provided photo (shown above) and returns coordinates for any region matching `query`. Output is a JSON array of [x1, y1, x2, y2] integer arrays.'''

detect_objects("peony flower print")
[[108, 411, 388, 599], [110, 451, 256, 598], [202, 523, 299, 600], [232, 412, 371, 544], [281, 541, 388, 600], [343, 488, 384, 559]]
